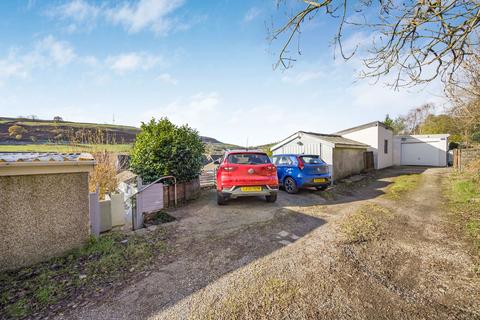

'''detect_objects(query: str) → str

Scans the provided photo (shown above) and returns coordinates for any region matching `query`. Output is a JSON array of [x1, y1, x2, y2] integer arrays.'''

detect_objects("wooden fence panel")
[[163, 178, 201, 208], [453, 148, 480, 171]]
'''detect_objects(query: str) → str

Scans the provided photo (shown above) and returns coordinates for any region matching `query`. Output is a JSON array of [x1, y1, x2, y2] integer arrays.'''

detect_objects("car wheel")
[[217, 191, 227, 205], [284, 177, 298, 194], [315, 185, 328, 191], [266, 193, 277, 203]]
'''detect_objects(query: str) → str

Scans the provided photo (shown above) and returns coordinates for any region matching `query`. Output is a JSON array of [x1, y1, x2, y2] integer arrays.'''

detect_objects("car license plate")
[[314, 178, 326, 183], [241, 186, 262, 192]]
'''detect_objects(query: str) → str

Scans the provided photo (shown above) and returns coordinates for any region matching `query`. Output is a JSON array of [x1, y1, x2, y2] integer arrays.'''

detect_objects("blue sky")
[[0, 0, 445, 145]]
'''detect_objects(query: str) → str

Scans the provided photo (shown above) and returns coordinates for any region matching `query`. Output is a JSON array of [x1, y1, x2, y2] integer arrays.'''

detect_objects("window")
[[299, 155, 323, 164], [384, 139, 388, 154], [227, 153, 271, 165], [274, 156, 291, 166]]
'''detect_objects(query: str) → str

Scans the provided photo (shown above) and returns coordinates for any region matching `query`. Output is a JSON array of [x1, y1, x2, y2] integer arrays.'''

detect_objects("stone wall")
[[0, 172, 90, 271]]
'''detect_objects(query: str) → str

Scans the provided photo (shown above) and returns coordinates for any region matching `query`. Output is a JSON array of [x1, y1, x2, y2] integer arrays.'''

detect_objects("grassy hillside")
[[0, 117, 139, 144], [0, 117, 239, 153]]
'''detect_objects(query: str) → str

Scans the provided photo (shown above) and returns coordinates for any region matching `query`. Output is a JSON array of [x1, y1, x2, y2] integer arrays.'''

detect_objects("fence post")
[[89, 187, 100, 236], [134, 176, 144, 230]]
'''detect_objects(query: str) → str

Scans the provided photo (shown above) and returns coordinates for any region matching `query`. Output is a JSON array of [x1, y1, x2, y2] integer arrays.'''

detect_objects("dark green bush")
[[130, 118, 204, 184]]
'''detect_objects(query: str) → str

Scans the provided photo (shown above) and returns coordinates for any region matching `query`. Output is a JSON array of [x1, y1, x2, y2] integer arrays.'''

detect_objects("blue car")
[[271, 154, 331, 194]]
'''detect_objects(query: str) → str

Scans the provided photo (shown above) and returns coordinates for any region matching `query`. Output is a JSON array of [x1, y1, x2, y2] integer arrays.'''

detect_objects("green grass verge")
[[0, 144, 132, 153], [0, 230, 166, 319], [445, 174, 480, 257], [385, 174, 422, 199]]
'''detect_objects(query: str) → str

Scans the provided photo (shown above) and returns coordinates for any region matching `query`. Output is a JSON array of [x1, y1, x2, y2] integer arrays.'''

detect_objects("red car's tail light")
[[266, 165, 277, 173], [296, 156, 305, 170], [219, 165, 236, 172]]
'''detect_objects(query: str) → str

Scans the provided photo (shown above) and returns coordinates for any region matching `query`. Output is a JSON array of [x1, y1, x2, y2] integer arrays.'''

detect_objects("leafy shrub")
[[130, 118, 204, 184]]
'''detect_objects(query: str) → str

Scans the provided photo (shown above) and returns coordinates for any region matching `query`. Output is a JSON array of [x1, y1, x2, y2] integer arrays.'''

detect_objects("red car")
[[215, 150, 279, 205]]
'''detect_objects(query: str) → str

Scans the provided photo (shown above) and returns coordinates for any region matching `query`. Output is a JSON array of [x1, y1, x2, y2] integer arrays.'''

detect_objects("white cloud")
[[47, 0, 185, 35], [106, 52, 162, 74], [158, 73, 178, 85], [142, 92, 220, 128], [36, 35, 76, 66], [46, 0, 101, 32], [0, 35, 75, 83], [0, 52, 29, 80], [107, 0, 184, 34], [243, 7, 261, 23], [51, 0, 100, 22], [82, 55, 98, 67], [281, 70, 324, 85]]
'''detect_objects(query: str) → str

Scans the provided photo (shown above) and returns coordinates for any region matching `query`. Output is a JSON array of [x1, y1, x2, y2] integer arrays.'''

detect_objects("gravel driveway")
[[56, 167, 480, 320]]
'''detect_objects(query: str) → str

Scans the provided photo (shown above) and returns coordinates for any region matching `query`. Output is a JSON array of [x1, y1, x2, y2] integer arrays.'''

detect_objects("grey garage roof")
[[271, 131, 368, 151], [301, 132, 369, 147], [336, 121, 391, 135]]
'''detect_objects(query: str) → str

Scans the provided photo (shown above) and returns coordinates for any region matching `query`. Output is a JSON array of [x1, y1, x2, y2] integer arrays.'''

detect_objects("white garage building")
[[393, 134, 450, 166], [270, 131, 368, 180], [337, 121, 449, 168], [271, 121, 449, 182], [337, 121, 394, 169]]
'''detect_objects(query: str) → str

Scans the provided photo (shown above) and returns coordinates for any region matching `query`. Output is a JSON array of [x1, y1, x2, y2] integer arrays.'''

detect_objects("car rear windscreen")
[[227, 153, 271, 165], [300, 156, 323, 164]]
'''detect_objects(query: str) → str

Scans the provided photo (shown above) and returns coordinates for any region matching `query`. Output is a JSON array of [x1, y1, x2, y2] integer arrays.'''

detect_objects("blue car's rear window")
[[300, 156, 323, 164]]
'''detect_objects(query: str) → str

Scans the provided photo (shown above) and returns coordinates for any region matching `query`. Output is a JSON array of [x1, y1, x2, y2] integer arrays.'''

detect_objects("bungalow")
[[336, 121, 394, 169], [270, 131, 368, 180]]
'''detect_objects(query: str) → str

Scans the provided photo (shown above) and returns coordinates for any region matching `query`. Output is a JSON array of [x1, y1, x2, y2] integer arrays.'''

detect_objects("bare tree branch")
[[271, 0, 480, 88]]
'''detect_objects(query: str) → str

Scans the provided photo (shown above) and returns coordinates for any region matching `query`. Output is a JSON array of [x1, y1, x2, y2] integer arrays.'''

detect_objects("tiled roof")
[[0, 152, 94, 163]]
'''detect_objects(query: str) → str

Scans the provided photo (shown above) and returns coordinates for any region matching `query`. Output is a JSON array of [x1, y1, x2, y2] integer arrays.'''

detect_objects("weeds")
[[0, 230, 167, 319], [341, 204, 393, 243], [385, 174, 422, 199], [191, 276, 306, 320], [445, 173, 480, 256]]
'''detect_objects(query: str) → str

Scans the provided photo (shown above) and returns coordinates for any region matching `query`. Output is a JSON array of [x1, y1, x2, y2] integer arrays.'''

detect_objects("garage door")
[[400, 141, 443, 166]]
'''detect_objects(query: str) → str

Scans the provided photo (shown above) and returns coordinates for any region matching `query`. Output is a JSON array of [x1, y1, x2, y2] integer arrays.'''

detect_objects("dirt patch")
[[47, 167, 480, 320]]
